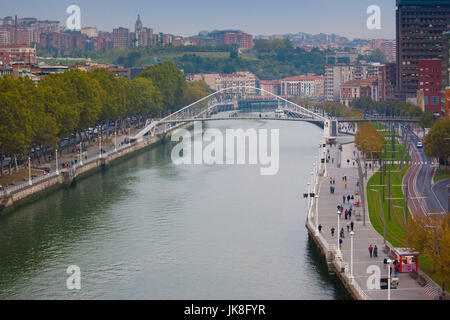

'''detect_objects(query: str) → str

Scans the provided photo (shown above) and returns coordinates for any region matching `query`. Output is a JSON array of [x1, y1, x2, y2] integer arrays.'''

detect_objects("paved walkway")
[[314, 136, 432, 300]]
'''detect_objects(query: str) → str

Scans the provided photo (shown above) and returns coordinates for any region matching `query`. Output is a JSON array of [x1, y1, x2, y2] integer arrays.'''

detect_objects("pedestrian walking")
[[346, 221, 350, 232], [331, 227, 335, 237], [318, 224, 322, 233], [368, 244, 374, 258], [340, 228, 345, 238], [373, 245, 378, 257], [339, 238, 343, 249], [348, 209, 352, 219], [344, 181, 347, 189], [350, 221, 354, 231], [343, 195, 346, 204], [347, 195, 351, 203]]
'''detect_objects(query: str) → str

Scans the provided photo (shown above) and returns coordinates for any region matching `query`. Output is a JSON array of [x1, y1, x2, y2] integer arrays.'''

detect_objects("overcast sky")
[[2, 0, 396, 39]]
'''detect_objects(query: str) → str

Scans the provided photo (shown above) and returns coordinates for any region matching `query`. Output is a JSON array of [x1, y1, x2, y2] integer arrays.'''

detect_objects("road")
[[402, 125, 447, 215]]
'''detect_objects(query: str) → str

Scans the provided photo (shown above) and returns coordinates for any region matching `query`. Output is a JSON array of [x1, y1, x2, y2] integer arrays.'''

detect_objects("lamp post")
[[350, 231, 355, 283], [55, 149, 59, 175], [424, 225, 445, 298], [79, 142, 83, 166], [315, 194, 319, 231], [371, 189, 386, 244], [28, 156, 32, 186], [114, 129, 117, 152], [99, 133, 102, 159], [387, 258, 392, 300]]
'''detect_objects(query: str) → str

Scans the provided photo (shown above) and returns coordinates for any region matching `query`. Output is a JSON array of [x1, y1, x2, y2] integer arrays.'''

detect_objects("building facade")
[[418, 59, 442, 114], [340, 79, 379, 106], [396, 0, 450, 99], [215, 72, 259, 98], [112, 27, 129, 48], [0, 44, 36, 65], [325, 63, 387, 102], [280, 75, 324, 97]]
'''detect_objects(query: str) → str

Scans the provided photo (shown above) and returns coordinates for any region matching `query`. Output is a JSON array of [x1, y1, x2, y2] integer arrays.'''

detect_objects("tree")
[[408, 214, 450, 294], [128, 77, 163, 123], [419, 111, 437, 131], [424, 119, 450, 166], [137, 62, 187, 114]]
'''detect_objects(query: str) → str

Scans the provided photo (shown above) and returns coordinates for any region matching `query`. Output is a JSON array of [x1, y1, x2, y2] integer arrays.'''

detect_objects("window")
[[424, 96, 429, 105], [431, 96, 439, 105]]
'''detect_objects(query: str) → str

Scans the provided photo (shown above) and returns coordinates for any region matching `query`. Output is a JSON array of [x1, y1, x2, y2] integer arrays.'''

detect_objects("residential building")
[[442, 31, 450, 117], [395, 0, 450, 99], [371, 39, 396, 63], [325, 63, 387, 102], [113, 27, 129, 48], [215, 72, 259, 98], [0, 44, 36, 65], [208, 30, 254, 49], [81, 27, 98, 38], [260, 80, 281, 96], [340, 79, 379, 106], [418, 59, 442, 114], [39, 32, 86, 55], [187, 73, 220, 90], [280, 75, 324, 97]]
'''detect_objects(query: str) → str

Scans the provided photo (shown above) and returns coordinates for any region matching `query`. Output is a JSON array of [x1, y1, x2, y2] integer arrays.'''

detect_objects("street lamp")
[[55, 149, 59, 175], [387, 258, 392, 300], [371, 188, 386, 244], [315, 194, 319, 231], [99, 133, 102, 159], [114, 129, 118, 152], [28, 156, 32, 186], [350, 231, 355, 283], [79, 142, 83, 166]]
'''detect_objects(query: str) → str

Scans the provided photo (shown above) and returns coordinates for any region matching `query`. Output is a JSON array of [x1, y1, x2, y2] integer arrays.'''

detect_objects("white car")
[[417, 141, 423, 148]]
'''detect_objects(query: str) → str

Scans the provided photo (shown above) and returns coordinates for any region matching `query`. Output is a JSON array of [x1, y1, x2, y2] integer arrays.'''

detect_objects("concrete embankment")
[[0, 123, 191, 215]]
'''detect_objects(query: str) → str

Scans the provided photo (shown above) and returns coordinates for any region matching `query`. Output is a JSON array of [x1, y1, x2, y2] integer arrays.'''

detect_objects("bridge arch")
[[132, 85, 336, 141]]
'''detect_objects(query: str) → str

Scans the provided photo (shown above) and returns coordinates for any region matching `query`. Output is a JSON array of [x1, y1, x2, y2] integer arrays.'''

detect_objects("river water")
[[0, 120, 344, 299]]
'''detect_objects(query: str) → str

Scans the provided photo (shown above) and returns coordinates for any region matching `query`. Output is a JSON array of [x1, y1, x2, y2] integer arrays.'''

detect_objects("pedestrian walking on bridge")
[[331, 227, 335, 237]]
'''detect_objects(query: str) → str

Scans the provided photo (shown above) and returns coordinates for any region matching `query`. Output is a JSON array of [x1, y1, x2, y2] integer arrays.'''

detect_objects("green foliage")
[[424, 119, 450, 162], [350, 97, 426, 118], [137, 62, 187, 113], [0, 61, 197, 160]]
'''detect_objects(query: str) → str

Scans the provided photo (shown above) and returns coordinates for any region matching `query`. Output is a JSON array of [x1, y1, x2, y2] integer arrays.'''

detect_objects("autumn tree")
[[408, 214, 450, 294], [424, 119, 450, 166]]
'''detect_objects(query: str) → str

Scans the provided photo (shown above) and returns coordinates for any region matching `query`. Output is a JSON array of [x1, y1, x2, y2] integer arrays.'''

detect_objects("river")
[[0, 119, 344, 299]]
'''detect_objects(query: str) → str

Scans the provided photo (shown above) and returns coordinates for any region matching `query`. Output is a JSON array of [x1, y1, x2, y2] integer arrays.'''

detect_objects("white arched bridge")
[[131, 86, 419, 143]]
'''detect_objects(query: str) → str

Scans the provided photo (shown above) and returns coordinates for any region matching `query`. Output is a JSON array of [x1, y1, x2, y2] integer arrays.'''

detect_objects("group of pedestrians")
[[368, 244, 378, 258], [61, 160, 77, 169], [342, 194, 355, 204], [329, 177, 336, 194]]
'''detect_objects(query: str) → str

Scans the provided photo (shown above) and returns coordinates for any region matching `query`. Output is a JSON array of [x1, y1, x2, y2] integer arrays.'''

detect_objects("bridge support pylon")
[[323, 119, 338, 144]]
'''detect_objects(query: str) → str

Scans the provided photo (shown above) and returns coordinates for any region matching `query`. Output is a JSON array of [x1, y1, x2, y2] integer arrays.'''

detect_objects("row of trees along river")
[[0, 62, 211, 174]]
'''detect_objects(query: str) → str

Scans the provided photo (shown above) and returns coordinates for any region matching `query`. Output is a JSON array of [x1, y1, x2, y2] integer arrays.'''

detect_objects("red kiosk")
[[393, 248, 419, 273]]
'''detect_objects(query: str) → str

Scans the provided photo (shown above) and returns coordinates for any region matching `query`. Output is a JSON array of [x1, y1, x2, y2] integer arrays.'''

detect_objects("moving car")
[[417, 141, 423, 148]]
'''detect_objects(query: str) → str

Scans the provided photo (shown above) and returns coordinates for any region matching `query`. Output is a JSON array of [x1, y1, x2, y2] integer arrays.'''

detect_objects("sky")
[[2, 0, 396, 39]]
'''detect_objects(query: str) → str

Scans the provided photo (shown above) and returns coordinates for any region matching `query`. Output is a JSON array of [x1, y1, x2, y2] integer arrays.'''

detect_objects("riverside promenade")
[[306, 134, 435, 300]]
